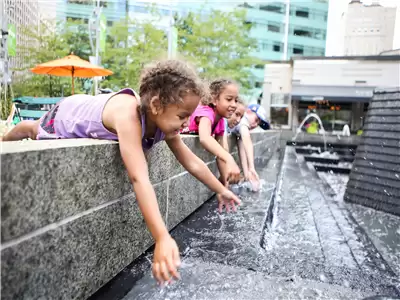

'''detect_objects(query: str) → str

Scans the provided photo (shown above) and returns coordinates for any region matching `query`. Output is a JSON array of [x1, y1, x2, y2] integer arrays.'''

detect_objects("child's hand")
[[226, 156, 241, 183], [153, 234, 181, 284], [217, 189, 242, 213], [248, 168, 260, 192], [248, 168, 259, 182]]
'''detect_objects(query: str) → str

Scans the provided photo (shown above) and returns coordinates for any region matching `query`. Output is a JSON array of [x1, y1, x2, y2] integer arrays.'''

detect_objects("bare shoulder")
[[103, 93, 140, 132], [109, 93, 138, 111]]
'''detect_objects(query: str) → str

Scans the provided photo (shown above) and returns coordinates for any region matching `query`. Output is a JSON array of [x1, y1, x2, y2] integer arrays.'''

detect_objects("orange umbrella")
[[30, 53, 113, 94]]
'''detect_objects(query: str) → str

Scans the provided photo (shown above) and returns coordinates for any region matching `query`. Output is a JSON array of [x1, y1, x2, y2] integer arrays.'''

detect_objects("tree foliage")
[[9, 5, 260, 103], [175, 8, 261, 91], [102, 16, 168, 91]]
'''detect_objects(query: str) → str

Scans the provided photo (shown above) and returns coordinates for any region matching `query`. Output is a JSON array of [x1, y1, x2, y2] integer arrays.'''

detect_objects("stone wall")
[[344, 88, 400, 216], [1, 131, 280, 300]]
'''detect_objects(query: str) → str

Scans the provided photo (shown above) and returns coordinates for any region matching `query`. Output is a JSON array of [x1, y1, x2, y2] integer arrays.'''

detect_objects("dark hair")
[[201, 78, 238, 105], [139, 60, 207, 111]]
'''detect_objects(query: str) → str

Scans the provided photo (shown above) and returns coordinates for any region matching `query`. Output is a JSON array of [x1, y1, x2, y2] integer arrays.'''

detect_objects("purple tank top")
[[40, 88, 165, 150]]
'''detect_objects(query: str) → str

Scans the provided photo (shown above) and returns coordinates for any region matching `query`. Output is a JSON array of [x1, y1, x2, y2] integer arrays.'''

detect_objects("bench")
[[13, 96, 63, 123]]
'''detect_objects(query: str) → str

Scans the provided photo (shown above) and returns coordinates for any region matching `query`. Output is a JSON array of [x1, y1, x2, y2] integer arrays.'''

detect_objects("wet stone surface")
[[93, 147, 400, 300]]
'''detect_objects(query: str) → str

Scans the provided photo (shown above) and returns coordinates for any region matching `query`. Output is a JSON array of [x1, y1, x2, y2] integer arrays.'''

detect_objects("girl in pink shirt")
[[182, 79, 241, 186]]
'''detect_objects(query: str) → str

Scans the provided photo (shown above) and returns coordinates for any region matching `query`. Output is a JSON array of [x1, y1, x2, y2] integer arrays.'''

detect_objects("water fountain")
[[292, 113, 327, 152], [342, 124, 350, 137]]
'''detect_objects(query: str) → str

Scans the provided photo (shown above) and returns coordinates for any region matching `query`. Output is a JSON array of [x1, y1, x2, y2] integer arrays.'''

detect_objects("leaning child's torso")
[[54, 93, 118, 140], [52, 88, 165, 149]]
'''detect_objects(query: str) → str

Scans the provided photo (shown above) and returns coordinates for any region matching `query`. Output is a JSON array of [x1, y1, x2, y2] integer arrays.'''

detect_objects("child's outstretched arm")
[[198, 117, 240, 183], [115, 106, 180, 284], [215, 134, 230, 186], [239, 126, 259, 182], [166, 134, 241, 213]]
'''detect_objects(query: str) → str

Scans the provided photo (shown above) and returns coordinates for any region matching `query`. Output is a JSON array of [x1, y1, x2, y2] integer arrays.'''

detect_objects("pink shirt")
[[188, 105, 225, 137]]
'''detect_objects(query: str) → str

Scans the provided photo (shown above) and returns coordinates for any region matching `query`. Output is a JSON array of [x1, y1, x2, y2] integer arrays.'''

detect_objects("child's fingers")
[[218, 201, 223, 213], [153, 262, 162, 283], [166, 255, 179, 280], [173, 248, 181, 268], [159, 261, 170, 282], [226, 203, 231, 213], [231, 200, 237, 212], [231, 193, 241, 206]]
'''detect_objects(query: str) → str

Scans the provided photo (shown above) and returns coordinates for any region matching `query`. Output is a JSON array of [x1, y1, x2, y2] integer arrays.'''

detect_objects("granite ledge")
[[1, 132, 280, 242]]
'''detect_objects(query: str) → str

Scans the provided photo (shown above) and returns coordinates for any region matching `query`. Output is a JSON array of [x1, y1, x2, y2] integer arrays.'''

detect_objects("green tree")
[[102, 16, 168, 91], [175, 8, 261, 91], [64, 19, 92, 61]]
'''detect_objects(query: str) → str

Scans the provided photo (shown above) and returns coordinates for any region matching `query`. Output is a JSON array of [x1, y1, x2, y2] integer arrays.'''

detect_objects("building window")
[[271, 94, 290, 105], [295, 9, 309, 18], [67, 0, 107, 6], [294, 29, 312, 37], [273, 43, 282, 52], [260, 42, 269, 51], [255, 82, 263, 88], [271, 107, 289, 126], [238, 2, 254, 9], [314, 29, 326, 40], [268, 24, 280, 33], [260, 4, 284, 14], [293, 46, 304, 54], [255, 64, 264, 70]]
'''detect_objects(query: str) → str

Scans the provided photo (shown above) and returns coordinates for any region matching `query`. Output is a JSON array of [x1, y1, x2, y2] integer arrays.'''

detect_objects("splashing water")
[[293, 113, 327, 152], [342, 124, 350, 137]]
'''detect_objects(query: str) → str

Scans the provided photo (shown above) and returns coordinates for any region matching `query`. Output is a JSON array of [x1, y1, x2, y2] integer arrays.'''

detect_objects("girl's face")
[[153, 92, 200, 136], [228, 104, 245, 128], [214, 83, 239, 118]]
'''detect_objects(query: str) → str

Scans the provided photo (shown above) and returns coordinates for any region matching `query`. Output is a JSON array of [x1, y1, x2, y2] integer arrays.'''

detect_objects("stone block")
[[353, 159, 400, 173], [167, 171, 215, 230], [1, 141, 131, 243], [370, 99, 400, 108], [363, 123, 400, 133], [1, 182, 167, 300], [344, 88, 400, 216], [180, 135, 223, 163]]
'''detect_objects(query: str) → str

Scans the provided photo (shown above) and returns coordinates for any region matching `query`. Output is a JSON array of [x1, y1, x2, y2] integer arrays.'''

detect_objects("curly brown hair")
[[201, 78, 238, 105], [139, 60, 208, 111]]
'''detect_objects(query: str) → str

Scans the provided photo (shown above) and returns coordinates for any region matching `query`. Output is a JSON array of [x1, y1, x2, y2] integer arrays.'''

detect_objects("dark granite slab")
[[344, 88, 400, 215]]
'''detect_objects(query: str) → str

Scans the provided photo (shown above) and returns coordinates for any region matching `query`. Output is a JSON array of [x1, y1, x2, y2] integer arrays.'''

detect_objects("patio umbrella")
[[30, 53, 113, 94]]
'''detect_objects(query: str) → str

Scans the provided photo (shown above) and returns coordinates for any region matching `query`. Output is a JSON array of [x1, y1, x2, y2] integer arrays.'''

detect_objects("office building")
[[2, 0, 40, 77], [343, 0, 399, 56], [241, 0, 328, 91], [177, 0, 329, 98], [55, 0, 328, 99]]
